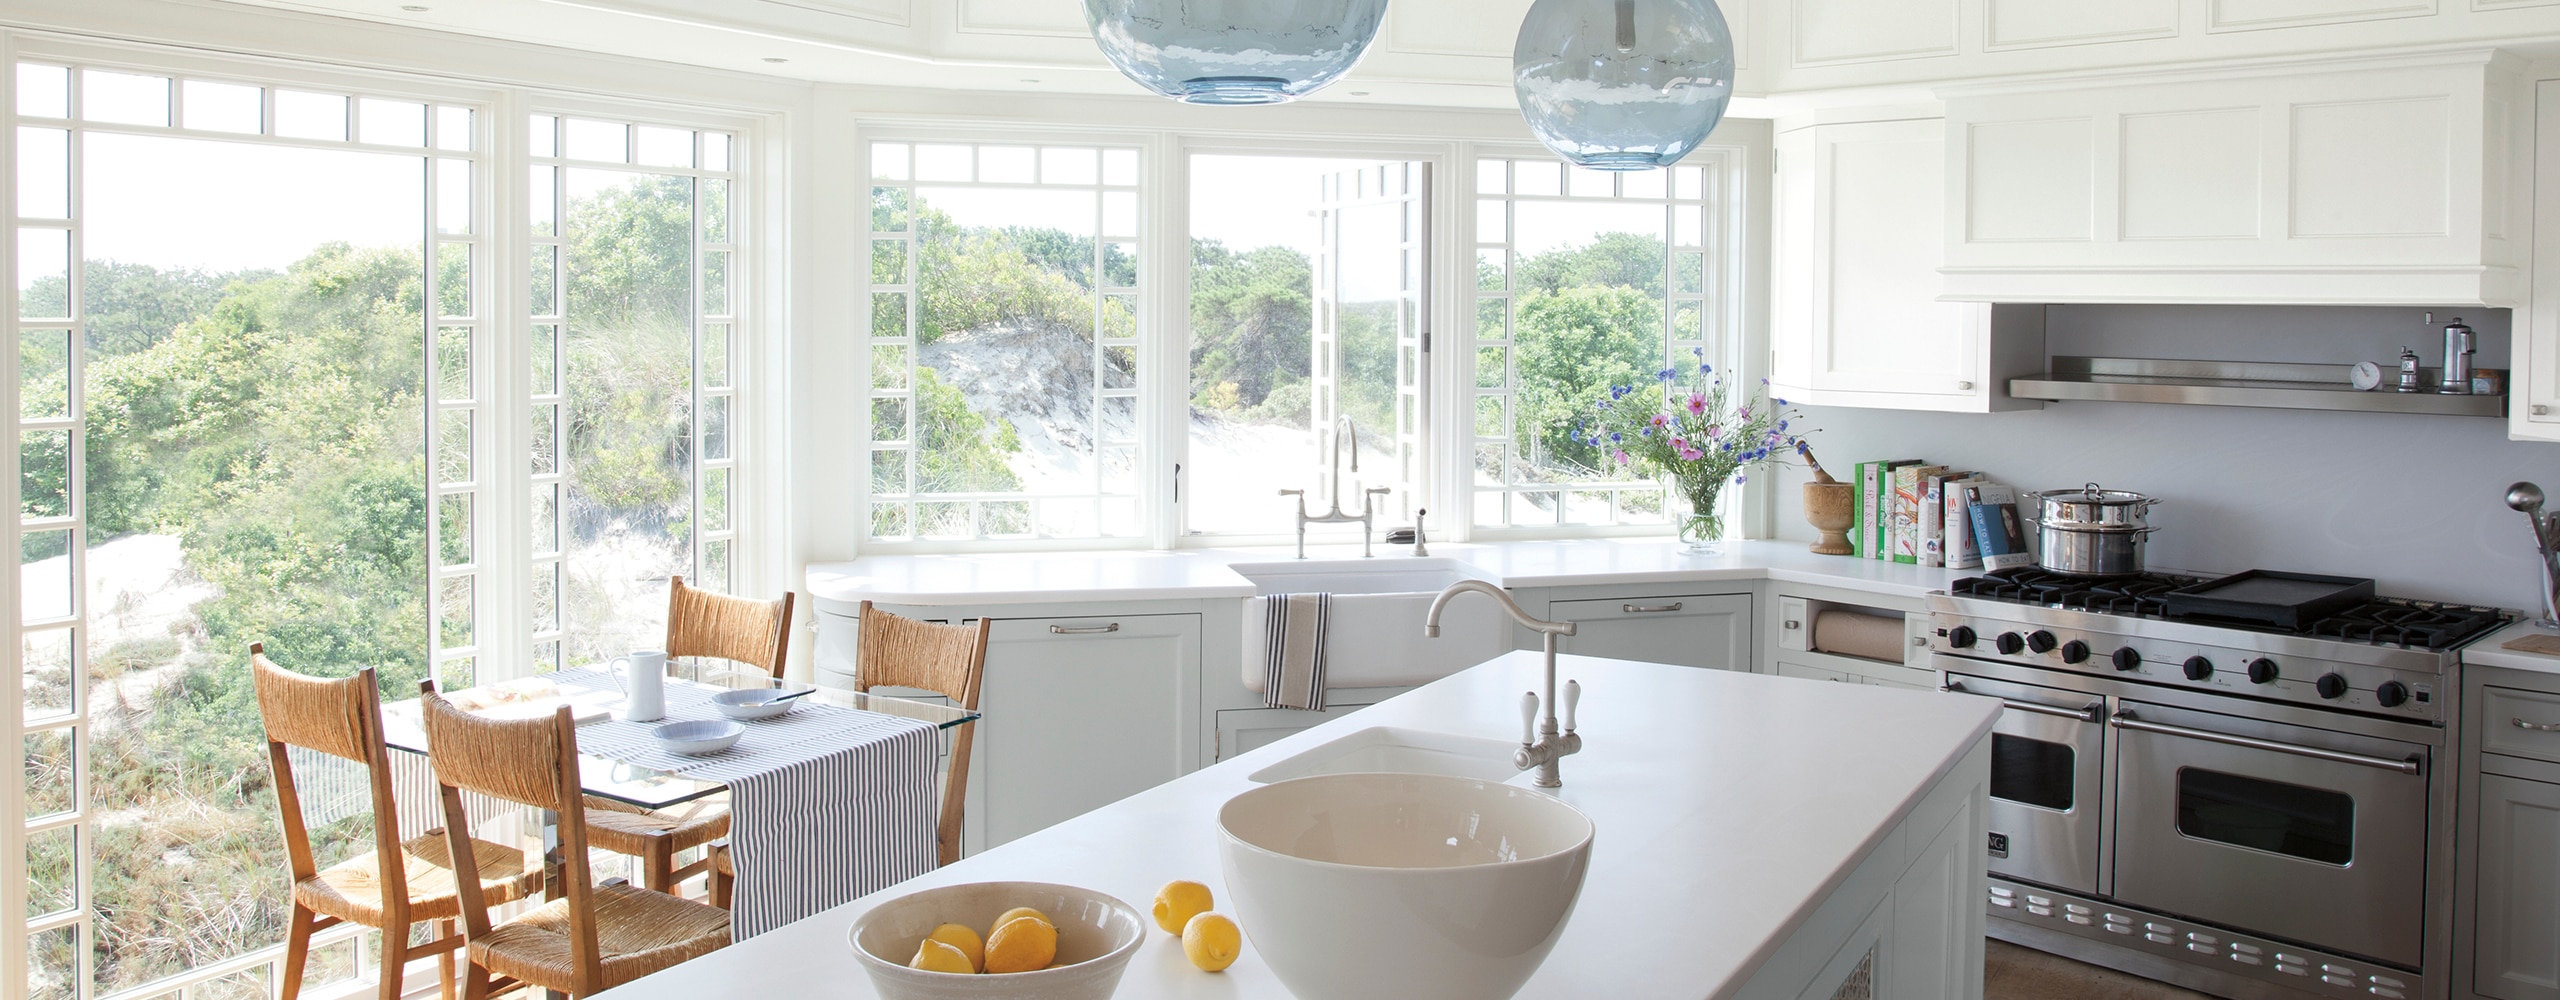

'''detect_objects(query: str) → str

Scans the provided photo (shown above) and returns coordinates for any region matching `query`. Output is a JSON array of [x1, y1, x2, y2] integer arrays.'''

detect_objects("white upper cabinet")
[[1773, 114, 2045, 412], [1939, 50, 2528, 306], [2517, 77, 2560, 443]]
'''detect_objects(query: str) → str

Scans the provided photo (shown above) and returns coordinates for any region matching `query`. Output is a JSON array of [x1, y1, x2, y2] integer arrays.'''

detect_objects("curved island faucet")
[[1424, 580, 1583, 787]]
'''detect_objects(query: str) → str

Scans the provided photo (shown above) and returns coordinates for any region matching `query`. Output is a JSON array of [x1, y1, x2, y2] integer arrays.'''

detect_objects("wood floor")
[[1986, 940, 2219, 1000]]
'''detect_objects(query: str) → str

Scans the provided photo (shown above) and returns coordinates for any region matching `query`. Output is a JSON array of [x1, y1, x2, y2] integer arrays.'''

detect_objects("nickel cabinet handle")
[[2535, 405, 2551, 416], [1958, 380, 1976, 391], [2111, 711, 2422, 775], [1621, 602, 1684, 614], [1049, 623, 1121, 635], [2515, 717, 2560, 733]]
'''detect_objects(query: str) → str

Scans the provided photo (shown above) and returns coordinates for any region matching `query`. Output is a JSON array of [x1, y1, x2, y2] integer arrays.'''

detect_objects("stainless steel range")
[[1925, 568, 2510, 1000]]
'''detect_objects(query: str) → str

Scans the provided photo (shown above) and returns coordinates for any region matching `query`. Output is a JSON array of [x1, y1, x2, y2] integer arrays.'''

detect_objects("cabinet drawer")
[[1547, 592, 1752, 671], [2486, 686, 2560, 764]]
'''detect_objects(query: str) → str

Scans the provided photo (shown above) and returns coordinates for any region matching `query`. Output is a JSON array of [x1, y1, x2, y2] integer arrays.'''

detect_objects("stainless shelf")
[[2010, 357, 2507, 417]]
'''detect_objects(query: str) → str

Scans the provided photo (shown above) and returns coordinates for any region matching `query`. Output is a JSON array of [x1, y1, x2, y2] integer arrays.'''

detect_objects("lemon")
[[984, 914, 1059, 974], [994, 906, 1052, 932], [926, 923, 985, 973], [908, 937, 974, 975], [1152, 880, 1215, 934], [1181, 912, 1241, 973]]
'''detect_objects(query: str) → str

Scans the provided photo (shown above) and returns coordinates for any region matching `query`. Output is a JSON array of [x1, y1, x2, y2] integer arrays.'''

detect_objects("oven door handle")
[[2109, 711, 2423, 775], [1940, 681, 2102, 724]]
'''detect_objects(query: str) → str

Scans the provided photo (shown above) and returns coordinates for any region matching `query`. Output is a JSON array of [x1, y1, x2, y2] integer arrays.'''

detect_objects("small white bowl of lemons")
[[847, 881, 1145, 1000]]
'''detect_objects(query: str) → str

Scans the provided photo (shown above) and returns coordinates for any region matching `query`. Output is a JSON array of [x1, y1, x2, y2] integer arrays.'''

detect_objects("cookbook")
[[1966, 483, 2034, 571]]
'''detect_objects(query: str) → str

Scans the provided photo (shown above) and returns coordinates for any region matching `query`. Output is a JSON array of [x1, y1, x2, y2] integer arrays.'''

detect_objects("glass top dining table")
[[378, 681, 978, 810]]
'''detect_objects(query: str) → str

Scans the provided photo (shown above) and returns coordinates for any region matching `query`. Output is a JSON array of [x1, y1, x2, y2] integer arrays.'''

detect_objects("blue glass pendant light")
[[1083, 0, 1390, 105], [1514, 0, 1735, 170]]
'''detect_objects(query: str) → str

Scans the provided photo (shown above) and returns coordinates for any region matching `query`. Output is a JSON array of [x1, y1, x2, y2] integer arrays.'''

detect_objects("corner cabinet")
[[2517, 77, 2560, 443], [1771, 113, 2045, 413], [1940, 49, 2528, 308]]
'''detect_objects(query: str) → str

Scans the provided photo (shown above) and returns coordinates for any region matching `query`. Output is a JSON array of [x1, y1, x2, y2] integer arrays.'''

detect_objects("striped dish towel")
[[1260, 592, 1332, 711]]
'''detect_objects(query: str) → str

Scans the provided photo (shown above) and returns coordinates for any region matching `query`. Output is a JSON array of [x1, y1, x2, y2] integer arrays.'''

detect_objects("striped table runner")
[[549, 668, 942, 938]]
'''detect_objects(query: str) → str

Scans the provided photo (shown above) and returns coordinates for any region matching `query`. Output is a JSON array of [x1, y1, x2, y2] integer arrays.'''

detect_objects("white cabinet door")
[[2521, 78, 2560, 442], [967, 614, 1199, 853], [2475, 771, 2560, 1000], [1548, 593, 1752, 671], [1772, 117, 2040, 413], [1213, 698, 1395, 761]]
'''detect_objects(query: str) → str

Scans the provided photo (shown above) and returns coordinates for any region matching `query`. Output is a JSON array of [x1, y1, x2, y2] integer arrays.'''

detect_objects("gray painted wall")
[[1768, 304, 2560, 610]]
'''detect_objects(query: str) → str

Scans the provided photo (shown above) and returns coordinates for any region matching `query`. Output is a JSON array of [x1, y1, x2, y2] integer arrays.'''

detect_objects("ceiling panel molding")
[[2208, 0, 2436, 33], [1384, 0, 1535, 58], [1791, 0, 1958, 67], [1986, 0, 2178, 50], [560, 0, 914, 38], [956, 0, 1088, 37]]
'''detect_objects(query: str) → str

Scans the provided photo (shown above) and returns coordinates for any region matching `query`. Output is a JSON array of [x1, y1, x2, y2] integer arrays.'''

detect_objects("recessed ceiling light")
[[399, 4, 428, 10], [762, 56, 789, 63], [1349, 91, 1370, 96], [1021, 78, 1042, 84]]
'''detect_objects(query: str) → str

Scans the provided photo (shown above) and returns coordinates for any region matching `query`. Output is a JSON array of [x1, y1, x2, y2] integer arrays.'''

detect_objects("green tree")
[[1187, 239, 1312, 410], [1515, 231, 1667, 298], [1512, 284, 1661, 472]]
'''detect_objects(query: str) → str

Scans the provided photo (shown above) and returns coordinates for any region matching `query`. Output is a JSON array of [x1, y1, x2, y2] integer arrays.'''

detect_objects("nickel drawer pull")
[[2515, 717, 2560, 733], [2111, 712, 2422, 775], [1940, 681, 2100, 724], [1048, 623, 1121, 635], [1621, 602, 1684, 614]]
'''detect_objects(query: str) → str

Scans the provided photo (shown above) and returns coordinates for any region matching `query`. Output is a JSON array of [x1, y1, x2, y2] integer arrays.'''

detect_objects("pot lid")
[[2026, 482, 2157, 508]]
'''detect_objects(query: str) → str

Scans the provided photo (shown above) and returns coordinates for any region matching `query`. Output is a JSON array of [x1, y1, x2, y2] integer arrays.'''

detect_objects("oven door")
[[1942, 671, 2106, 895], [2109, 699, 2430, 968]]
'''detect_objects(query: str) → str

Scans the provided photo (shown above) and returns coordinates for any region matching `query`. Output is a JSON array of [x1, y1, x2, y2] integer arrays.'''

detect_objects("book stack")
[[1847, 460, 2029, 571]]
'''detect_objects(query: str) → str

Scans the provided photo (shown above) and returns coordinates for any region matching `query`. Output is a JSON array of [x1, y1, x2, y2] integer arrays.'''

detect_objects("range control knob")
[[2377, 681, 2411, 708], [2183, 656, 2215, 681], [1947, 625, 1977, 649], [2247, 658, 2280, 685], [2316, 673, 2350, 699], [2111, 647, 2142, 671], [1996, 632, 2026, 656], [2027, 630, 2059, 654], [2060, 640, 2091, 664]]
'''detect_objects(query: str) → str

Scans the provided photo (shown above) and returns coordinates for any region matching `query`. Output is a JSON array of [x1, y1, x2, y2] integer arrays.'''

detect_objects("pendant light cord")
[[1614, 0, 1636, 50]]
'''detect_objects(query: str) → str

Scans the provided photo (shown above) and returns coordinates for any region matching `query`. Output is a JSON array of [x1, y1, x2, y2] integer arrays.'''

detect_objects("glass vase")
[[1083, 0, 1390, 105], [1513, 0, 1736, 169], [1678, 487, 1725, 554]]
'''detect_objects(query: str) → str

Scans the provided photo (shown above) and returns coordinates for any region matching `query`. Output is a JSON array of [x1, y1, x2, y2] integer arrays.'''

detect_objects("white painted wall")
[[1770, 303, 2560, 609]]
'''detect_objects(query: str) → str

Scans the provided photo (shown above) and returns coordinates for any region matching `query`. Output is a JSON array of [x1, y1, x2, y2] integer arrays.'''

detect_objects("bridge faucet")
[[1424, 580, 1582, 788], [1281, 415, 1391, 558]]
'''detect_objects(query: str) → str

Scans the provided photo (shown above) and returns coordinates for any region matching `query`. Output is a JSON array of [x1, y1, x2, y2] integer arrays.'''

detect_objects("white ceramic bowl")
[[1218, 772, 1595, 1000], [711, 686, 808, 721], [652, 719, 744, 755], [846, 881, 1145, 1000]]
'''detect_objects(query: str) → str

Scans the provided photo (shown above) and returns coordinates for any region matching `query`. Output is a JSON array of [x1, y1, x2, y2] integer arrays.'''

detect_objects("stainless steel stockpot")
[[2024, 484, 2160, 577]]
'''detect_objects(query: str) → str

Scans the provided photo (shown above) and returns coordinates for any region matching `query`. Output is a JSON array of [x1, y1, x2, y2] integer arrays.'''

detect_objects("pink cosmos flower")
[[1612, 449, 1632, 465], [1649, 413, 1671, 429], [1705, 423, 1723, 439], [1685, 392, 1707, 416]]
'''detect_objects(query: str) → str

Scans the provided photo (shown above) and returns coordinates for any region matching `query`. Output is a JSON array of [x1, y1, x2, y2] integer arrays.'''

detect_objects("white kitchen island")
[[596, 651, 1999, 1000]]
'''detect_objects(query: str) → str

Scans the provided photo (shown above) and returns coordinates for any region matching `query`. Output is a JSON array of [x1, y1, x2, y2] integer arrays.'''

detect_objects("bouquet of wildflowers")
[[1574, 348, 1808, 548]]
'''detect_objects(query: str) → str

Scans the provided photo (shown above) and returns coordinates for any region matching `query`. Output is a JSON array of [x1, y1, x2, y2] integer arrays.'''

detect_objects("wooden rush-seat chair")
[[419, 680, 731, 998], [707, 600, 987, 907], [579, 575, 794, 898], [249, 644, 540, 1000]]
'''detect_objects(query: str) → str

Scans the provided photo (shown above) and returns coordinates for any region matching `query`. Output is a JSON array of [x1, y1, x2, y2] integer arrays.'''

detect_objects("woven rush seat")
[[580, 793, 730, 859], [469, 881, 732, 989], [295, 831, 538, 927]]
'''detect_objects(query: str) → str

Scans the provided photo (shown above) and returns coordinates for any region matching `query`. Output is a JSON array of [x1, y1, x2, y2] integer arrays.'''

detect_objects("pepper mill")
[[2395, 347, 2424, 393]]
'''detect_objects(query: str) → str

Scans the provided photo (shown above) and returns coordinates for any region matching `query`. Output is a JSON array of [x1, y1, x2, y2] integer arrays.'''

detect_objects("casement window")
[[2, 44, 757, 1000]]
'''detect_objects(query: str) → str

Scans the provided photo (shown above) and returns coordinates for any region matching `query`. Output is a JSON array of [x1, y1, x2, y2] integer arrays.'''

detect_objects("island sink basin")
[[1247, 725, 1524, 784], [1233, 558, 1511, 692], [1218, 772, 1595, 1000]]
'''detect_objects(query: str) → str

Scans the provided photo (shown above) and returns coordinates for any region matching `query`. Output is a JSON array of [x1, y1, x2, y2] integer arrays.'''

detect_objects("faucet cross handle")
[[1562, 679, 1580, 734], [1519, 691, 1540, 747]]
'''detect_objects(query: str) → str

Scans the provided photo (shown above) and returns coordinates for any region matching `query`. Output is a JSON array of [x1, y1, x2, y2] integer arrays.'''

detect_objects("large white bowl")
[[1219, 772, 1594, 1000], [846, 881, 1145, 1000]]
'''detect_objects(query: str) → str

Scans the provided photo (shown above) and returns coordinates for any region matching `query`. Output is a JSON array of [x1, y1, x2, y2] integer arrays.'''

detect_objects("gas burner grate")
[[2306, 599, 2509, 651], [1950, 568, 2208, 617]]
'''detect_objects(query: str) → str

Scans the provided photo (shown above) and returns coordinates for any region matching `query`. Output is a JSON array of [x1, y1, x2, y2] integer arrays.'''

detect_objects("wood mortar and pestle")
[[1798, 442, 1855, 556]]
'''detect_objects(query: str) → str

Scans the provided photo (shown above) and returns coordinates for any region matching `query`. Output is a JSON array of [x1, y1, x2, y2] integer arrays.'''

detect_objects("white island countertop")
[[597, 651, 2000, 1000]]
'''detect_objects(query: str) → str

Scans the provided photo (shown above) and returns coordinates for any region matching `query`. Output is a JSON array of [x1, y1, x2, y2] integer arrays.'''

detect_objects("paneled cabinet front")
[[965, 613, 1199, 853], [1941, 50, 2526, 306], [1772, 116, 2044, 413], [2473, 770, 2560, 1000], [1546, 592, 1754, 671]]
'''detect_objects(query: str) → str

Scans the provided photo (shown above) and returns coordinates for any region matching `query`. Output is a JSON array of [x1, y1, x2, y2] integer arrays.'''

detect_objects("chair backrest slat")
[[421, 682, 608, 991], [248, 644, 410, 920], [854, 601, 990, 866], [665, 574, 794, 680]]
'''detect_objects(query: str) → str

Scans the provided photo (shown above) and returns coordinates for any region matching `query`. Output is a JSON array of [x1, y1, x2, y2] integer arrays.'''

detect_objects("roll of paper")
[[1812, 610, 1907, 664]]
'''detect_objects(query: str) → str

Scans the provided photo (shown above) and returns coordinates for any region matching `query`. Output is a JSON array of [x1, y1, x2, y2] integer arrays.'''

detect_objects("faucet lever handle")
[[1520, 691, 1540, 746], [1277, 489, 1304, 497], [1562, 679, 1580, 733]]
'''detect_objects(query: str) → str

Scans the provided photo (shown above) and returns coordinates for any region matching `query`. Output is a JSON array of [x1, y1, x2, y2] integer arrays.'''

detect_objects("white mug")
[[612, 649, 669, 722]]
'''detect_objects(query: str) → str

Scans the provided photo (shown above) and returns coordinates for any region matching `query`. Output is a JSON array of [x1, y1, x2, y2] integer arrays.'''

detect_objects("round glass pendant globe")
[[1514, 0, 1735, 170], [1084, 0, 1390, 105]]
